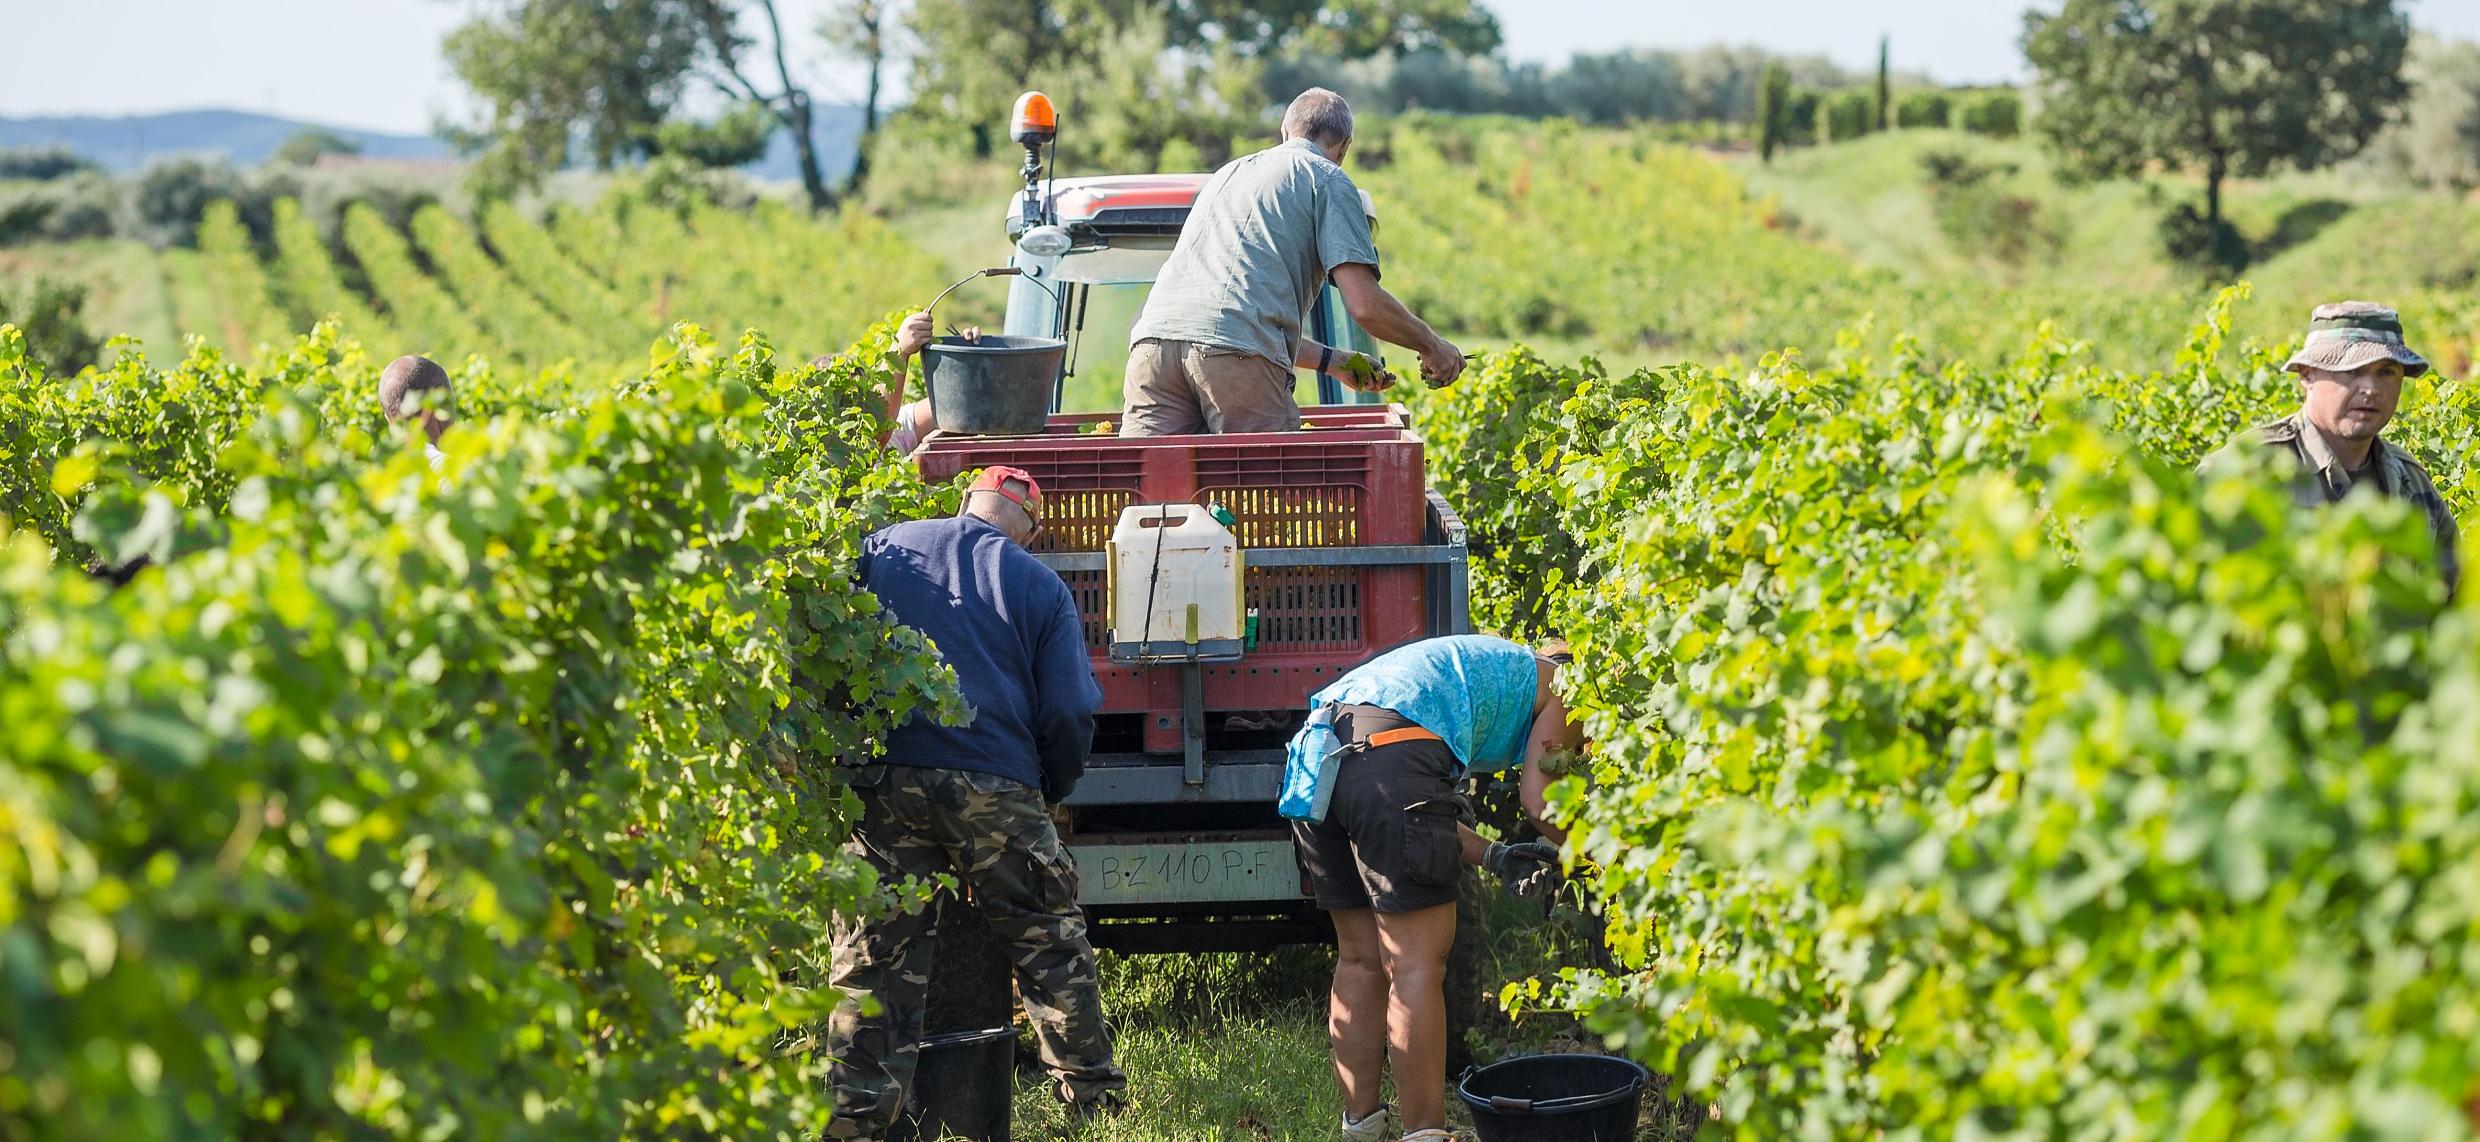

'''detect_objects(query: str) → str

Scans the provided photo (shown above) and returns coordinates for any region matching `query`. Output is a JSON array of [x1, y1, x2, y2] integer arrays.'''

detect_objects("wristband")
[[1319, 346, 1333, 375]]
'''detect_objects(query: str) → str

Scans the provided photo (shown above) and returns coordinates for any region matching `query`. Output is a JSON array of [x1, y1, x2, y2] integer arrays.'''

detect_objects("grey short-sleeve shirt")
[[1129, 138, 1381, 370]]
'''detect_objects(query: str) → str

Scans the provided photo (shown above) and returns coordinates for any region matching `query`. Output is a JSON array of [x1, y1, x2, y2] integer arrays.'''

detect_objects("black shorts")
[[1290, 704, 1473, 914]]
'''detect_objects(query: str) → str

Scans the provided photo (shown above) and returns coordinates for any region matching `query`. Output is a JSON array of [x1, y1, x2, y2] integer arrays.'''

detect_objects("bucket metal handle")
[[1485, 1090, 1619, 1114], [924, 265, 1059, 320]]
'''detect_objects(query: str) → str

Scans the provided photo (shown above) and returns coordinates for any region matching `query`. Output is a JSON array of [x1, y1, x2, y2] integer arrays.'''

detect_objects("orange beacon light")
[[1011, 92, 1057, 146]]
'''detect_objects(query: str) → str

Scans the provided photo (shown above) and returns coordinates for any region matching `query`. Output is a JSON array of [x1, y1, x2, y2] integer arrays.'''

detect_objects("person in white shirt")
[[812, 313, 978, 456]]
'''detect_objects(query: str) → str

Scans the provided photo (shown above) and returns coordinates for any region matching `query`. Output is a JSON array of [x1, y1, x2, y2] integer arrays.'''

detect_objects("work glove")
[[1483, 840, 1561, 902]]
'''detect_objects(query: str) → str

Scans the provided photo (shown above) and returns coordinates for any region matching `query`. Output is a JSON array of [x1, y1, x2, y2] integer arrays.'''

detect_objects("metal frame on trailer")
[[1042, 487, 1472, 806]]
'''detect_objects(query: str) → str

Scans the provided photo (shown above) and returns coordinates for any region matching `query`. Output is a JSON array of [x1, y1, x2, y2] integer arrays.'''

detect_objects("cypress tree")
[[1876, 36, 1892, 132], [1758, 61, 1792, 162]]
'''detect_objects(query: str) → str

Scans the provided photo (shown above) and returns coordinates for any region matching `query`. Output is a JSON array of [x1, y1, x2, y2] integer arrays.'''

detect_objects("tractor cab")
[[997, 176, 1392, 413]]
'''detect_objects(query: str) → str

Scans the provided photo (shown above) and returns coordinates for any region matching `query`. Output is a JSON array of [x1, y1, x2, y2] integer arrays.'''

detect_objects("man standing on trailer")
[[2200, 301, 2460, 596], [823, 467, 1127, 1137], [1120, 87, 1465, 436]]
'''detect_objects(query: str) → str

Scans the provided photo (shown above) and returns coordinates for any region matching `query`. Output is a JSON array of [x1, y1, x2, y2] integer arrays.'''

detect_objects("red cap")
[[969, 466, 1043, 516]]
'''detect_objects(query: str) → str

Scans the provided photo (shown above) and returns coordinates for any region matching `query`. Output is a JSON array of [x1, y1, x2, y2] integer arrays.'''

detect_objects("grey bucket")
[[922, 335, 1065, 436], [887, 1025, 1015, 1142]]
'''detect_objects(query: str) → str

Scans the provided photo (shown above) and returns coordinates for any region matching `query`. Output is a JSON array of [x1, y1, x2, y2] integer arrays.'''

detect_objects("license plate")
[[1069, 839, 1303, 906]]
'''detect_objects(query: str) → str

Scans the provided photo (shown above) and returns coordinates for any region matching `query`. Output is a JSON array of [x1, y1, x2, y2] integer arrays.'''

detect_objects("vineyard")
[[185, 194, 945, 376], [6, 117, 2480, 1139], [1414, 292, 2480, 1136]]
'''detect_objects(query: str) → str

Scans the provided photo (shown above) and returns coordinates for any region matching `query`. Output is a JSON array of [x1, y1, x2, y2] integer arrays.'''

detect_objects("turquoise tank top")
[[1309, 635, 1541, 775]]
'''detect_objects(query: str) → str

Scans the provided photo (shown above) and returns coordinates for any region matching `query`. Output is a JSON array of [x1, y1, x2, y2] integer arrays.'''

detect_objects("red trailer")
[[916, 407, 1470, 949], [900, 93, 1473, 954]]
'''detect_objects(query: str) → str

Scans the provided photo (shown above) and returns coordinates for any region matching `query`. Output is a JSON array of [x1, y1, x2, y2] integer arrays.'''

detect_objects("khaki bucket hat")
[[2283, 300, 2430, 378]]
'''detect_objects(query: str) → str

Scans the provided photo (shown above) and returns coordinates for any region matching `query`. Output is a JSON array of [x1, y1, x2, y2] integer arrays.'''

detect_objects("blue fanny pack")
[[1278, 705, 1347, 824]]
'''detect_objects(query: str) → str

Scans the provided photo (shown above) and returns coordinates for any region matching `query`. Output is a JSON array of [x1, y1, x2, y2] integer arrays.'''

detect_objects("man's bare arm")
[[1516, 692, 1574, 846], [1330, 263, 1464, 386]]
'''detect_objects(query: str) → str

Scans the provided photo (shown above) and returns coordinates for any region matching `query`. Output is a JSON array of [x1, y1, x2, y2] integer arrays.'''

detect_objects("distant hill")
[[0, 107, 864, 185], [0, 110, 452, 172]]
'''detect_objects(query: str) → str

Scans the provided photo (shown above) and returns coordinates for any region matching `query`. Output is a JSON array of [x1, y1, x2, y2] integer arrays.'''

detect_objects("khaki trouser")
[[1121, 337, 1301, 436]]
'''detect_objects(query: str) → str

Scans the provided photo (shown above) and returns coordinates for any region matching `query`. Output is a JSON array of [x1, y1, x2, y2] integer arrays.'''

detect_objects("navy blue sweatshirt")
[[857, 515, 1101, 798]]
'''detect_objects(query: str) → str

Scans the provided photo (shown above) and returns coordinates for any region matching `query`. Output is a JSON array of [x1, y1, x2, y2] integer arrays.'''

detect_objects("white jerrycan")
[[1106, 503, 1246, 661]]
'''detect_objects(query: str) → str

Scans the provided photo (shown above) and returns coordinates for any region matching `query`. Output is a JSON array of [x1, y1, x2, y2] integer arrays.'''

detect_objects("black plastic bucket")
[[888, 1026, 1014, 1142], [1456, 1054, 1648, 1142], [922, 335, 1065, 436]]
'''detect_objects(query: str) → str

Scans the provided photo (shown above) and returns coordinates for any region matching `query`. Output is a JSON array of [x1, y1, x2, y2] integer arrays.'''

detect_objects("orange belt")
[[1364, 726, 1444, 748]]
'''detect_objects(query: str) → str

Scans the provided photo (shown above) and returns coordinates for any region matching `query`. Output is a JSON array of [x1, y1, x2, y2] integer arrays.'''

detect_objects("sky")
[[3, 0, 2478, 136]]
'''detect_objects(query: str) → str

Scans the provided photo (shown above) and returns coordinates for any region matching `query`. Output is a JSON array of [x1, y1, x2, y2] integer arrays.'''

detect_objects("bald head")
[[1282, 88, 1354, 152], [379, 354, 452, 445]]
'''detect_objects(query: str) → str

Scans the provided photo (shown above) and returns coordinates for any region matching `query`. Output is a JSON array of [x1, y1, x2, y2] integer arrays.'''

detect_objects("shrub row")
[[0, 315, 962, 1136]]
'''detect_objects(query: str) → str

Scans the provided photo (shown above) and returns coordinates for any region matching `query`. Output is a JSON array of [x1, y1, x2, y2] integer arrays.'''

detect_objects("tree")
[[1162, 0, 1498, 59], [2021, 0, 2413, 246], [652, 102, 775, 167], [0, 277, 102, 376], [0, 147, 101, 181], [1875, 36, 1891, 132], [273, 127, 362, 167], [1955, 89, 2022, 138], [689, 0, 838, 211], [126, 158, 239, 248], [1757, 61, 1792, 162], [442, 1, 705, 183], [820, 0, 893, 190], [901, 0, 1500, 155], [1059, 8, 1266, 173], [1817, 88, 1875, 144], [443, 0, 840, 211], [2362, 34, 2480, 190], [1896, 89, 1952, 129]]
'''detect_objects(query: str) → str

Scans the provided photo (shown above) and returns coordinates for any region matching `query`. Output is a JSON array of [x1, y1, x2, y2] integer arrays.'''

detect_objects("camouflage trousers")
[[824, 765, 1125, 1138]]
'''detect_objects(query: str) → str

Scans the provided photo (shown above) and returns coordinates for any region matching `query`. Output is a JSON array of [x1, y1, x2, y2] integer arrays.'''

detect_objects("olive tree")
[[2022, 0, 2412, 256]]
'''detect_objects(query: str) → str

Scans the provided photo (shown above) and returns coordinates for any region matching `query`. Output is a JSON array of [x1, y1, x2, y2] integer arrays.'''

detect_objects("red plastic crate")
[[915, 407, 1431, 751]]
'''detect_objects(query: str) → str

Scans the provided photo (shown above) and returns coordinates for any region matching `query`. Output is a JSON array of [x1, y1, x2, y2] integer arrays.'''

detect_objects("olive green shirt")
[[2200, 411, 2461, 594]]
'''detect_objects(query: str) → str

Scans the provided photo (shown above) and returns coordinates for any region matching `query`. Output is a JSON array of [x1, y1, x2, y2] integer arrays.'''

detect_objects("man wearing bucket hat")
[[824, 466, 1128, 1137], [2201, 301, 2461, 595]]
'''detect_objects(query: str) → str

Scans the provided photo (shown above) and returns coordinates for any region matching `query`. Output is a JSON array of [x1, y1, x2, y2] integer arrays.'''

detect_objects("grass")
[[932, 888, 1708, 1141], [0, 239, 182, 357], [1736, 129, 2480, 301], [889, 199, 1018, 332], [1008, 950, 1343, 1140], [156, 247, 237, 353]]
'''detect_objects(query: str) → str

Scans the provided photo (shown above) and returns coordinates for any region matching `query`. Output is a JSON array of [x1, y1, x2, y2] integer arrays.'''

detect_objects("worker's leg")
[[1373, 901, 1459, 1133], [1327, 907, 1392, 1122], [1120, 337, 1208, 437], [1317, 708, 1468, 1134], [823, 769, 950, 1138], [1297, 802, 1393, 1126], [1189, 343, 1304, 434], [943, 771, 1128, 1107]]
